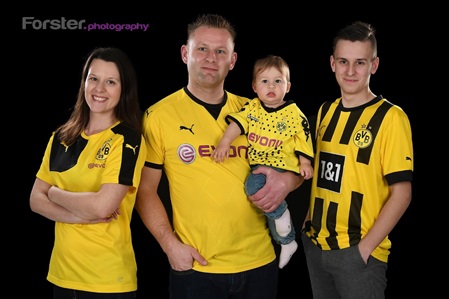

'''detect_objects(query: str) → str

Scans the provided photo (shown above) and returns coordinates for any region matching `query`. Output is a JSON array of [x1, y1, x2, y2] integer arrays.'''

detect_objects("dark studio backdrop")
[[15, 10, 421, 298]]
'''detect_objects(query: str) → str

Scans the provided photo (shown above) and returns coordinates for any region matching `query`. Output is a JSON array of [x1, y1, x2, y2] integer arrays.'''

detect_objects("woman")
[[30, 47, 146, 299]]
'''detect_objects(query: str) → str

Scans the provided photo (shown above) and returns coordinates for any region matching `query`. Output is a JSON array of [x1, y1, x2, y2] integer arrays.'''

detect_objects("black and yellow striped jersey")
[[306, 96, 413, 262]]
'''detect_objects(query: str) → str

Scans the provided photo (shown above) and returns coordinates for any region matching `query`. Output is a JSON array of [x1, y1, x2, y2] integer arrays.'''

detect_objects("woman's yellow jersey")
[[36, 121, 146, 292]]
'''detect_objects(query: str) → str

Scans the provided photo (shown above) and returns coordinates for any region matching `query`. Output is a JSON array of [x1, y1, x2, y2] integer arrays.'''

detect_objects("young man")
[[302, 21, 414, 299], [136, 14, 303, 298]]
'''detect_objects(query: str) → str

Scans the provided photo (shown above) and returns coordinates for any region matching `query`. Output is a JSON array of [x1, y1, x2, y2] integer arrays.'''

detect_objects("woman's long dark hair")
[[56, 47, 142, 146]]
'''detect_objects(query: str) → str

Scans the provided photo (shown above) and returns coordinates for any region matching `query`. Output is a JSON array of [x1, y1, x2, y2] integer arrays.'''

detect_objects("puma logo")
[[180, 124, 194, 135], [126, 144, 138, 155]]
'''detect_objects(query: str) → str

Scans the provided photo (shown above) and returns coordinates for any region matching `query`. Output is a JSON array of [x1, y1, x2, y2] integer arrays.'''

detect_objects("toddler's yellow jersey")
[[142, 88, 276, 273], [36, 121, 146, 292], [227, 98, 314, 172], [306, 96, 413, 262]]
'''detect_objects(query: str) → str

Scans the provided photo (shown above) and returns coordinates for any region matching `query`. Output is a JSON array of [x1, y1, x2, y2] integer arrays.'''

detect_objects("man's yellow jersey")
[[142, 88, 276, 273]]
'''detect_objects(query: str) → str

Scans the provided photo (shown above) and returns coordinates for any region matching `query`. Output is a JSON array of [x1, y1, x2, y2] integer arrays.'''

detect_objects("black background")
[[15, 10, 421, 298]]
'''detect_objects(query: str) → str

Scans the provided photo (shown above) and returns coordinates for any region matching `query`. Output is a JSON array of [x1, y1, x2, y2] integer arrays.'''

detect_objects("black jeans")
[[169, 260, 278, 299], [53, 285, 136, 299]]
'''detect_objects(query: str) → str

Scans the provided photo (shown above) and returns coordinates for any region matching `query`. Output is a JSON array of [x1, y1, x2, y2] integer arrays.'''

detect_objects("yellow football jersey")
[[142, 88, 276, 273], [227, 97, 314, 172], [306, 96, 414, 262], [36, 121, 146, 292]]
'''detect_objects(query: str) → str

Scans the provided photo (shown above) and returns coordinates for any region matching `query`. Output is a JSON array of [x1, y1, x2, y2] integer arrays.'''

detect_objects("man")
[[302, 21, 414, 299], [136, 14, 303, 298]]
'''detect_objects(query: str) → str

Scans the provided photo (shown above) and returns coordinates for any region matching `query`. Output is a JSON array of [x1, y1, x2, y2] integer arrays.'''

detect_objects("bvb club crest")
[[353, 125, 372, 148], [96, 138, 112, 160]]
